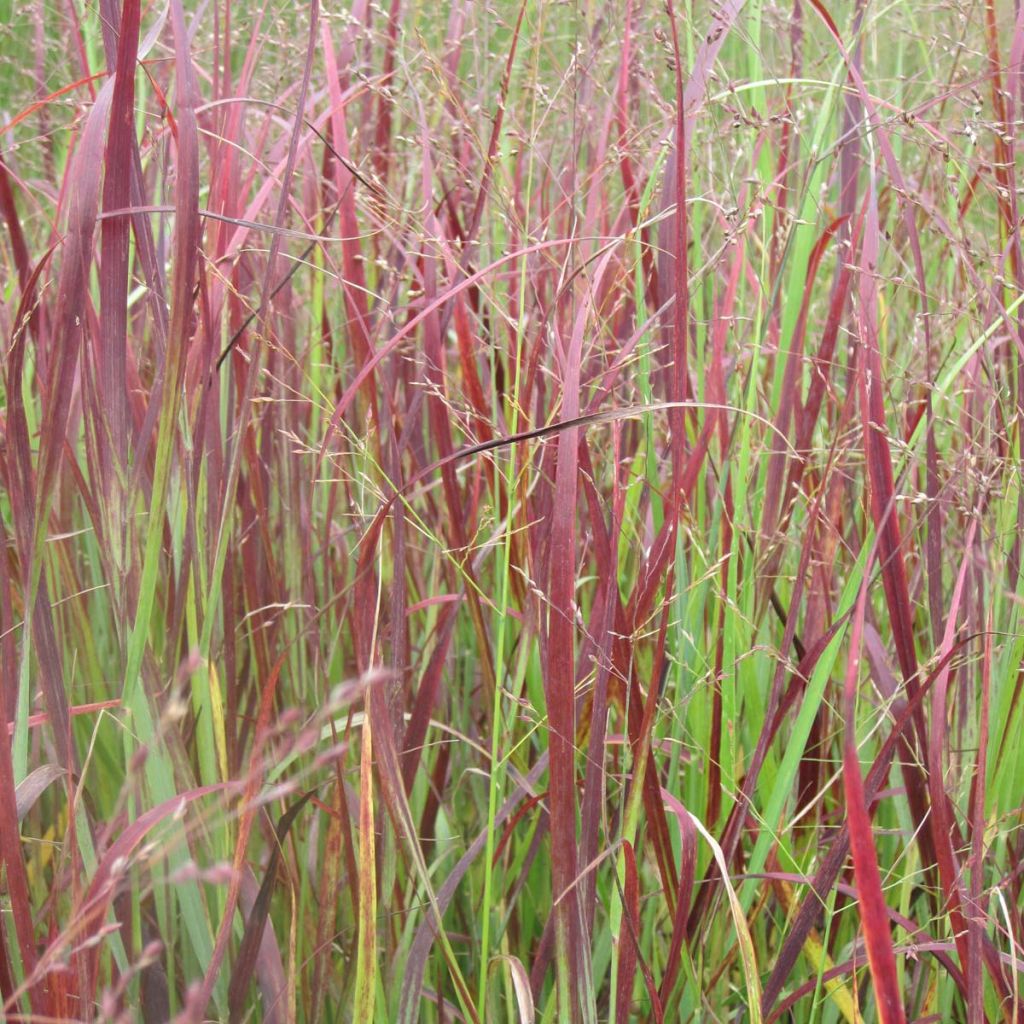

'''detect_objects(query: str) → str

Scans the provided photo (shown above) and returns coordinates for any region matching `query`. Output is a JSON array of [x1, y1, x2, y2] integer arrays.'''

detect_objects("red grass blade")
[[614, 841, 640, 1024], [26, 80, 115, 772], [544, 247, 622, 1017], [842, 577, 906, 1024], [98, 0, 141, 482], [0, 152, 29, 290]]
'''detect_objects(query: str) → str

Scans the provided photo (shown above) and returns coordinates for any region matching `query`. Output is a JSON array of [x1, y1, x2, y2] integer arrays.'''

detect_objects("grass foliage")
[[1, 0, 1024, 1020]]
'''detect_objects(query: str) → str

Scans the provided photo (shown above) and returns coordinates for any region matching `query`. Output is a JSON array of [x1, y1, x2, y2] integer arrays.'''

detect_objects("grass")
[[1, 0, 1024, 1020]]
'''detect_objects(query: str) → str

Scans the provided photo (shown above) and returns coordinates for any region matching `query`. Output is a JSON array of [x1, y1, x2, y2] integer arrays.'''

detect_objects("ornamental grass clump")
[[0, 1, 1022, 1021]]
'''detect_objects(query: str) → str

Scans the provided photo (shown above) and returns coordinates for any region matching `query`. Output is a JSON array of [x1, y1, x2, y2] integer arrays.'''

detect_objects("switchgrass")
[[1, 0, 1023, 1021]]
